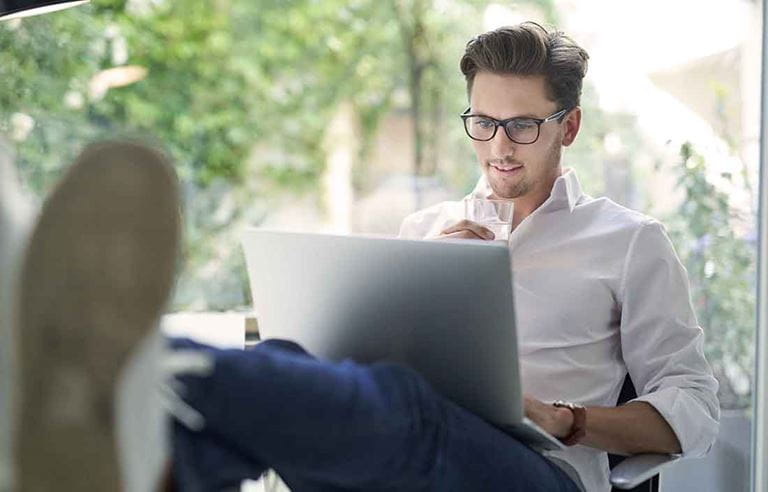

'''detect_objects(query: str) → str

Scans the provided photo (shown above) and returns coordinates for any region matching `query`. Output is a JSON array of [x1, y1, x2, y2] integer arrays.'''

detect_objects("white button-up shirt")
[[398, 169, 720, 492]]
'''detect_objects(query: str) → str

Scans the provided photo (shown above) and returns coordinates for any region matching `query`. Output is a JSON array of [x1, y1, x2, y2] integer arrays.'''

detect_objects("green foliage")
[[1, 0, 408, 308], [666, 142, 756, 409], [0, 9, 101, 191], [2, 0, 559, 309], [564, 83, 650, 203], [0, 0, 406, 188]]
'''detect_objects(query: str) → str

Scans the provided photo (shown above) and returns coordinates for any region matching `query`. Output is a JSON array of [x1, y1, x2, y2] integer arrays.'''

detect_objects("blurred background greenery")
[[0, 0, 759, 410]]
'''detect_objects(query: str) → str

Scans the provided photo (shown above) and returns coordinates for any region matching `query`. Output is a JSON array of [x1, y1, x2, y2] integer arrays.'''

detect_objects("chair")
[[608, 375, 681, 490]]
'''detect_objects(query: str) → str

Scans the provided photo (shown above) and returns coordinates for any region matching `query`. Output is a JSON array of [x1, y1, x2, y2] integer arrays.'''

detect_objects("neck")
[[506, 168, 562, 229]]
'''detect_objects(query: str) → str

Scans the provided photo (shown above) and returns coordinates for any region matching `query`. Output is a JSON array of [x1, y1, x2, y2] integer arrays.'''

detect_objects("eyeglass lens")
[[464, 116, 540, 143]]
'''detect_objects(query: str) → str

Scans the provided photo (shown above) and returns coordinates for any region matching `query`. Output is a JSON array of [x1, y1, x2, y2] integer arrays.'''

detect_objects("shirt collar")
[[469, 168, 584, 213]]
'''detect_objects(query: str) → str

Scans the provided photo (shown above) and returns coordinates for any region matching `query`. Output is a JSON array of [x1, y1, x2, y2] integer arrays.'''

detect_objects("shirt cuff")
[[631, 386, 720, 458]]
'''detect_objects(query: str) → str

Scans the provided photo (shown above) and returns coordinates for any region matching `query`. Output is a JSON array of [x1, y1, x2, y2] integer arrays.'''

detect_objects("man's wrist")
[[552, 400, 587, 446]]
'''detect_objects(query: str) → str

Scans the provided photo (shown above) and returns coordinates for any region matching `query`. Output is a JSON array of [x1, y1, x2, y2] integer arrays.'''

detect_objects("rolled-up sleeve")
[[618, 220, 720, 457]]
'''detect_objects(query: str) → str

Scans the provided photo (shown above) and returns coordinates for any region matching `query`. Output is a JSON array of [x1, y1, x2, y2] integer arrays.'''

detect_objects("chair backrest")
[[608, 375, 659, 492]]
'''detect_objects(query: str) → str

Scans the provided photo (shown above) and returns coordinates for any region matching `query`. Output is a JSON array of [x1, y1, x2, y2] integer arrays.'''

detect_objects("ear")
[[561, 107, 582, 147]]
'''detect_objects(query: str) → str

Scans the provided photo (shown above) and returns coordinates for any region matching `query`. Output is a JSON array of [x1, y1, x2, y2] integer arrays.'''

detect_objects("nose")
[[490, 125, 516, 157]]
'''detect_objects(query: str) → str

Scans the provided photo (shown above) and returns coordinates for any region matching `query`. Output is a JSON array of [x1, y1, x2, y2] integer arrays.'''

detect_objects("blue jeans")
[[170, 338, 579, 492]]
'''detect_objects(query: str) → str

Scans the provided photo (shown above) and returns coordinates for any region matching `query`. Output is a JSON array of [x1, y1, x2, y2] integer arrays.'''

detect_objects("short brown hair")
[[460, 22, 589, 110]]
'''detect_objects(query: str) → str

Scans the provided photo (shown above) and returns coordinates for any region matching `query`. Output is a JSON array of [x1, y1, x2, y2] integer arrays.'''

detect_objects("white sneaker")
[[0, 139, 36, 492], [13, 141, 181, 491]]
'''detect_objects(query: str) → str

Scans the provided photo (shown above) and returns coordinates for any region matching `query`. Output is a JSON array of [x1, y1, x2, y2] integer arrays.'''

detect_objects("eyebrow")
[[471, 110, 541, 119]]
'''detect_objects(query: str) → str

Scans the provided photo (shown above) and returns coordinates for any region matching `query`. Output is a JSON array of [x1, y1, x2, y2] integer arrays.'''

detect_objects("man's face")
[[468, 72, 577, 200]]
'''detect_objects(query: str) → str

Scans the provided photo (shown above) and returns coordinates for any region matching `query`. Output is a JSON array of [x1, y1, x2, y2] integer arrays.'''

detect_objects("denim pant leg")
[[171, 337, 442, 491], [435, 402, 580, 492], [172, 418, 267, 492], [170, 338, 579, 492]]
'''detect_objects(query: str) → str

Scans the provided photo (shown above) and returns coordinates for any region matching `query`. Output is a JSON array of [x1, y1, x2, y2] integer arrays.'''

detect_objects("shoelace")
[[157, 350, 215, 431]]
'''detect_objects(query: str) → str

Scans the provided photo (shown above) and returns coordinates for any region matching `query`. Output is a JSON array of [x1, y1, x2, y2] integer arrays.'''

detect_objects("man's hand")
[[524, 395, 574, 439], [434, 219, 495, 240]]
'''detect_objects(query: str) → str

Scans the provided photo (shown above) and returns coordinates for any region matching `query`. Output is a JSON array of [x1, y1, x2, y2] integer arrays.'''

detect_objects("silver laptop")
[[241, 229, 564, 451]]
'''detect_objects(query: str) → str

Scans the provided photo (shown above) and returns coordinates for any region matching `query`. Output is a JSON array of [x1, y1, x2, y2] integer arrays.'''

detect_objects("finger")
[[440, 220, 494, 240], [434, 230, 486, 240]]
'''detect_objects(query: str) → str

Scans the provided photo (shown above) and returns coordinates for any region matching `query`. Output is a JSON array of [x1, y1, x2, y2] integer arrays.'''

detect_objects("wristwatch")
[[552, 400, 587, 446]]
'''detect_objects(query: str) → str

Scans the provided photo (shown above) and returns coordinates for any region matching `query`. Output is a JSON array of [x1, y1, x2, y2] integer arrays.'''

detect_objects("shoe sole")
[[15, 141, 180, 491]]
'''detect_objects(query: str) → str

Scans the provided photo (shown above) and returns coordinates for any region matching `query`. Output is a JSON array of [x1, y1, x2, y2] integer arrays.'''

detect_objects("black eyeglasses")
[[460, 107, 570, 144]]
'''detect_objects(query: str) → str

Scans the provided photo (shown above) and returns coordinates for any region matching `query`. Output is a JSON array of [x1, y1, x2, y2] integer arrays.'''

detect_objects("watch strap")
[[552, 400, 586, 446]]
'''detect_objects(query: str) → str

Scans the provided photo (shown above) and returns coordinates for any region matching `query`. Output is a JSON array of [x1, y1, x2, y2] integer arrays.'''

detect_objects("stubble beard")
[[486, 142, 562, 200]]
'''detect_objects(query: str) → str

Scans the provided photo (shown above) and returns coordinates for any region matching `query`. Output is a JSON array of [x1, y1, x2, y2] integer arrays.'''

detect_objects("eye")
[[508, 119, 537, 131], [474, 118, 496, 129]]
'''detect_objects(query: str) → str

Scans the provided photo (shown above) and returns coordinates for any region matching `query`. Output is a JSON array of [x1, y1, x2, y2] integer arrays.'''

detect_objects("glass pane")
[[557, 3, 760, 490], [0, 1, 761, 491]]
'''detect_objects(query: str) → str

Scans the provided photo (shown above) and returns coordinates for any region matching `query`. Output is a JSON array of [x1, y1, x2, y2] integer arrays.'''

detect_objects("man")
[[6, 22, 717, 492], [398, 22, 719, 491]]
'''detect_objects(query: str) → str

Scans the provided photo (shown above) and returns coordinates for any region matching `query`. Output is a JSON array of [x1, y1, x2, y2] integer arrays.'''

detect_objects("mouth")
[[489, 163, 523, 174]]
